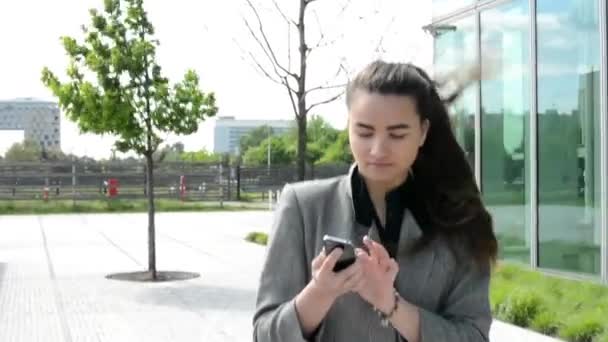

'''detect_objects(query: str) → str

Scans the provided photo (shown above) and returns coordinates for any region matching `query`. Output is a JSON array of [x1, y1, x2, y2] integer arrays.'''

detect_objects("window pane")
[[434, 15, 476, 170], [480, 0, 531, 264], [537, 0, 601, 275], [433, 0, 474, 19]]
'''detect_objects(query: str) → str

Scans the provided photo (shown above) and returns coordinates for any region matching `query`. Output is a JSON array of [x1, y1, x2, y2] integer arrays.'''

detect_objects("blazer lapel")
[[321, 165, 361, 247], [325, 164, 370, 248]]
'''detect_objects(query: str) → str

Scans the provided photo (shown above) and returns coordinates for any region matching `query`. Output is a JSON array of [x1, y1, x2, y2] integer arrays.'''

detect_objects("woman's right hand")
[[309, 248, 364, 301], [294, 248, 364, 337]]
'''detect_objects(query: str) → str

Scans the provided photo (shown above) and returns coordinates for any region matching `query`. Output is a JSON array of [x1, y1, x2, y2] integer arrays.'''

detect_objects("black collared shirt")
[[351, 167, 428, 258]]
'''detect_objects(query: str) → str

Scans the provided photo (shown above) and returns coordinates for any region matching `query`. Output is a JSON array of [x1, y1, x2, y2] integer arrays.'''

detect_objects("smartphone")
[[322, 234, 356, 272]]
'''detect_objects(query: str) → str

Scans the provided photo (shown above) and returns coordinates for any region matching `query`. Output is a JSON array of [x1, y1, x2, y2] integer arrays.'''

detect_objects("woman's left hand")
[[353, 236, 400, 313]]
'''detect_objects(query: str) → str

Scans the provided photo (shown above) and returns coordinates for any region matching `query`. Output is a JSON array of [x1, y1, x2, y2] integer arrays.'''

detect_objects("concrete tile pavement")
[[0, 212, 269, 342], [0, 211, 561, 341]]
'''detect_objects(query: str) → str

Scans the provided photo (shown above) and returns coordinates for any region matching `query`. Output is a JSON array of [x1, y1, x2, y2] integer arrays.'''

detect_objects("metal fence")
[[0, 161, 350, 201]]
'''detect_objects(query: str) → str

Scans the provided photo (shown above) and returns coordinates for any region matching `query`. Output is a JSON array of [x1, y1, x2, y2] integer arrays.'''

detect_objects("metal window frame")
[[475, 12, 482, 188], [599, 0, 608, 285], [427, 0, 518, 26], [431, 3, 478, 24], [529, 0, 539, 270]]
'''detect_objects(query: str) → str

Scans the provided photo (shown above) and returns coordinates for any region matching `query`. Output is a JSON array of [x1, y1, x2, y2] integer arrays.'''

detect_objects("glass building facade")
[[427, 0, 608, 283]]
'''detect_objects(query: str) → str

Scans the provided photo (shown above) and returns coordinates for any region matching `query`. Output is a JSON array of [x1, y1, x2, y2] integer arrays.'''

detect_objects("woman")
[[253, 60, 497, 342]]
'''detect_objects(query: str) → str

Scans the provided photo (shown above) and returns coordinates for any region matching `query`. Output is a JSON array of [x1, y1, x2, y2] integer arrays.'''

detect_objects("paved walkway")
[[0, 212, 560, 341]]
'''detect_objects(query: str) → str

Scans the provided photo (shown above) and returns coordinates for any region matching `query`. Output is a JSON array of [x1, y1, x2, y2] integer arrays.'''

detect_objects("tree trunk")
[[141, 18, 157, 279], [297, 0, 308, 181], [296, 115, 307, 180], [145, 153, 157, 279]]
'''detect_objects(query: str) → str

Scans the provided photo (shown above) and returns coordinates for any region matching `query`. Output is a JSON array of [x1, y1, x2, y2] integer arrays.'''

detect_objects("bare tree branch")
[[335, 61, 348, 78], [307, 9, 340, 53], [248, 51, 284, 86], [306, 0, 320, 4], [305, 83, 346, 95], [339, 62, 351, 82], [304, 60, 348, 97], [287, 21, 293, 71], [337, 0, 352, 17], [306, 90, 345, 114], [271, 0, 297, 27], [310, 9, 324, 52], [244, 0, 299, 80], [309, 34, 343, 56], [248, 48, 301, 105], [243, 19, 294, 83], [283, 76, 299, 118], [307, 1, 350, 55], [231, 35, 284, 86], [268, 0, 296, 74], [242, 17, 284, 80], [373, 15, 396, 55]]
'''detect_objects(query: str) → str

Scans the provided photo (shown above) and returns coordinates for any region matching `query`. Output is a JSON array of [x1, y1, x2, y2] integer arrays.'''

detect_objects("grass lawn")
[[0, 199, 267, 215]]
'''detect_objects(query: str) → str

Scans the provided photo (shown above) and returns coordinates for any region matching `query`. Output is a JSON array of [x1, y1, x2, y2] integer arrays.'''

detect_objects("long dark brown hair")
[[346, 60, 497, 268]]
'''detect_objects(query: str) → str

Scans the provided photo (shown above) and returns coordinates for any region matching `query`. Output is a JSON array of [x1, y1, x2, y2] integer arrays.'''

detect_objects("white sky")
[[0, 0, 432, 159]]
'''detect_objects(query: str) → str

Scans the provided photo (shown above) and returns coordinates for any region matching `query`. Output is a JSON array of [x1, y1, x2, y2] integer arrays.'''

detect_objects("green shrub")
[[490, 282, 512, 313], [494, 263, 518, 281], [491, 263, 608, 341], [531, 311, 561, 336], [495, 291, 543, 327], [255, 233, 268, 245], [560, 315, 604, 342], [593, 331, 608, 342], [245, 232, 258, 243], [245, 232, 268, 246]]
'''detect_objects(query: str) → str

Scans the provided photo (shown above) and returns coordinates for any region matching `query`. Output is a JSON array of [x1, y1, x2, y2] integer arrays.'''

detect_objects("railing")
[[0, 161, 350, 202]]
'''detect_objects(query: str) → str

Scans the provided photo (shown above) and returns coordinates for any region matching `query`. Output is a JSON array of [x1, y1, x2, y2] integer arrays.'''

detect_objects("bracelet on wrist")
[[374, 289, 400, 328]]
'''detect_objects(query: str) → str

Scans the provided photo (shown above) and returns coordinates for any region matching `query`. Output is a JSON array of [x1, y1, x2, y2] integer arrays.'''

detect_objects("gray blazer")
[[253, 169, 492, 342]]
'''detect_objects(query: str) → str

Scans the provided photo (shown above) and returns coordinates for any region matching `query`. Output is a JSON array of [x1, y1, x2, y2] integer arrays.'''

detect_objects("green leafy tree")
[[306, 115, 339, 165], [171, 142, 185, 154], [319, 129, 353, 164], [42, 149, 69, 161], [280, 115, 339, 165], [239, 115, 346, 167], [4, 140, 43, 161], [153, 142, 185, 162], [180, 149, 222, 163], [41, 0, 217, 279], [239, 125, 275, 155], [243, 135, 294, 166]]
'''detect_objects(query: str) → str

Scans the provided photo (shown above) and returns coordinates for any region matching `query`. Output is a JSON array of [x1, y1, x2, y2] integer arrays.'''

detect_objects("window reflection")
[[434, 16, 477, 170], [537, 0, 601, 275], [480, 0, 531, 263]]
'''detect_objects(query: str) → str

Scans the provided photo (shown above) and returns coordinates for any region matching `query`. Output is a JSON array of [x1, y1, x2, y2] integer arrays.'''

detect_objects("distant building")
[[213, 116, 293, 154], [0, 98, 61, 151]]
